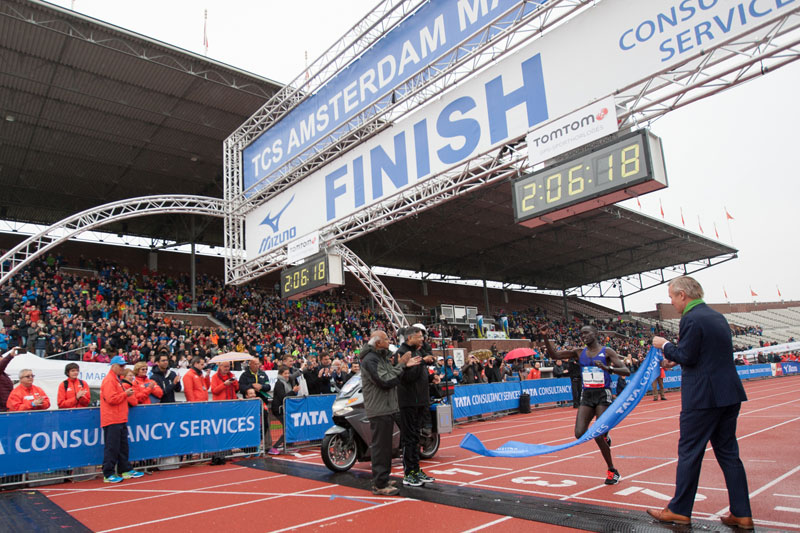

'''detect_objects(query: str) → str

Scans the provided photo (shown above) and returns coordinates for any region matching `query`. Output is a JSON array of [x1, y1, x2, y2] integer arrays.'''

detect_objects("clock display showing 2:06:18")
[[519, 139, 646, 213]]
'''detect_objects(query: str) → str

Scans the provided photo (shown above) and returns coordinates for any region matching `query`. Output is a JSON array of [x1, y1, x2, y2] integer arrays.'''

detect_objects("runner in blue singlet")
[[539, 324, 630, 485]]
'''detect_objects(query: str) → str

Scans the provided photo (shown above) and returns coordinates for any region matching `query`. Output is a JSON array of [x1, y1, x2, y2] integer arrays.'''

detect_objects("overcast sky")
[[51, 0, 800, 313]]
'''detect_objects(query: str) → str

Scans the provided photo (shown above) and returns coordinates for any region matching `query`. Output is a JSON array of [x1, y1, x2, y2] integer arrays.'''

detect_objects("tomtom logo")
[[258, 195, 297, 254]]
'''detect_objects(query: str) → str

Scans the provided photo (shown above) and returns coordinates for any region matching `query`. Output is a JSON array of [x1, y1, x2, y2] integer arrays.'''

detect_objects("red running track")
[[35, 374, 800, 532]]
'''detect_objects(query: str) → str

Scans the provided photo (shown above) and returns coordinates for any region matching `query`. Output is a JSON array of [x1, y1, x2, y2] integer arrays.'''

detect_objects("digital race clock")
[[280, 252, 344, 299], [513, 129, 668, 228]]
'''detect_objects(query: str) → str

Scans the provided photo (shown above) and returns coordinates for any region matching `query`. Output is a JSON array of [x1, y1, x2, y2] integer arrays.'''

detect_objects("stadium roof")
[[0, 0, 281, 245], [346, 178, 737, 291], [0, 0, 737, 293]]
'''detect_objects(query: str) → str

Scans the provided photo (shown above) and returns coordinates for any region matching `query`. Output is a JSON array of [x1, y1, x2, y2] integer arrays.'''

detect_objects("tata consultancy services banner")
[[452, 381, 521, 419], [0, 400, 262, 476], [520, 377, 572, 404], [737, 364, 772, 380], [284, 394, 336, 443]]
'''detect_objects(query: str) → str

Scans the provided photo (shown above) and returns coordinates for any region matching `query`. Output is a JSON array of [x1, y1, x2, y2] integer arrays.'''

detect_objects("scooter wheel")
[[419, 433, 440, 459], [321, 432, 357, 472]]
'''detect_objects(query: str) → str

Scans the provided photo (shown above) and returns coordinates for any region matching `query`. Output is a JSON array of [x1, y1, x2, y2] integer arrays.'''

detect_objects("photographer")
[[211, 361, 239, 400], [306, 352, 335, 395], [485, 357, 502, 383], [461, 354, 484, 384]]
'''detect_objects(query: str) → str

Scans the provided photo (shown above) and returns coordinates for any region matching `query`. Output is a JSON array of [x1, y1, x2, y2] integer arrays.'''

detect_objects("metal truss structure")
[[336, 244, 408, 331], [0, 196, 225, 287], [225, 2, 800, 308], [567, 256, 739, 311]]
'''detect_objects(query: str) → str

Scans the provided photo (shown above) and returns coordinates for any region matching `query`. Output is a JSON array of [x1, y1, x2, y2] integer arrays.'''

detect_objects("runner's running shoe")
[[415, 470, 435, 483], [604, 468, 620, 485], [104, 475, 124, 483], [121, 470, 144, 479], [403, 472, 423, 487]]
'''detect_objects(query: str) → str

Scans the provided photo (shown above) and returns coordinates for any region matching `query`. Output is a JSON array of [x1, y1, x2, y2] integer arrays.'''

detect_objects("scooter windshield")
[[339, 375, 361, 397]]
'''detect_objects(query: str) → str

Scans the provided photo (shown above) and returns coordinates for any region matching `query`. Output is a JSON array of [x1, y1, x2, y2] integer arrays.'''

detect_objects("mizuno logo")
[[260, 195, 295, 233]]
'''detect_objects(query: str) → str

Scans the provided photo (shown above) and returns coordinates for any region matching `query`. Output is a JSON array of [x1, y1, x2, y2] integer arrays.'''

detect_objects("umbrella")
[[504, 347, 536, 361], [469, 349, 493, 361], [207, 352, 256, 364]]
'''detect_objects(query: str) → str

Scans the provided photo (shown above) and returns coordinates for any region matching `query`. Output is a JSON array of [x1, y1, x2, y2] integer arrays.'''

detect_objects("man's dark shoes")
[[415, 469, 435, 483], [720, 513, 754, 530], [647, 507, 691, 525], [402, 472, 423, 487]]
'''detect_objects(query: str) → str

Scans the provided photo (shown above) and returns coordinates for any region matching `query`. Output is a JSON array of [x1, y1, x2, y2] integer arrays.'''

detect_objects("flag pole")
[[203, 9, 209, 56]]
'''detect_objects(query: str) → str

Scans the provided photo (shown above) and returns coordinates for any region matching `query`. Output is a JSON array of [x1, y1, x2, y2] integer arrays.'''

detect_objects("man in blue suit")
[[650, 276, 753, 529]]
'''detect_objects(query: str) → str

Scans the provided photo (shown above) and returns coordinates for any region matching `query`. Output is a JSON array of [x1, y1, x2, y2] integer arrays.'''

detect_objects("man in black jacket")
[[239, 357, 271, 398], [397, 326, 437, 487], [149, 352, 182, 403]]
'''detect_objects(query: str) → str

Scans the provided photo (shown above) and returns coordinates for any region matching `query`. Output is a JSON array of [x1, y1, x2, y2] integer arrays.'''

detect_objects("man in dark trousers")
[[650, 276, 752, 529], [360, 330, 420, 496], [396, 326, 437, 487]]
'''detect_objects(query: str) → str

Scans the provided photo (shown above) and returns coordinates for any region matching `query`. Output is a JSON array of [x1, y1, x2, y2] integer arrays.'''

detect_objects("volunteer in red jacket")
[[7, 368, 51, 411], [100, 356, 144, 483], [183, 356, 210, 402], [57, 362, 90, 409], [132, 362, 162, 404], [211, 361, 239, 400]]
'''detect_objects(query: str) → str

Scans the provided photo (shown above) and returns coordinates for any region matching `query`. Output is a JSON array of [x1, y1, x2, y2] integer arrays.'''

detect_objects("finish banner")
[[284, 394, 337, 443], [0, 399, 263, 476], [460, 347, 663, 457]]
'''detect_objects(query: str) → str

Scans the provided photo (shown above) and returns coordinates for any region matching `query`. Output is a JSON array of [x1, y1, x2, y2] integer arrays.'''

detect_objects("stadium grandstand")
[[2, 1, 800, 531]]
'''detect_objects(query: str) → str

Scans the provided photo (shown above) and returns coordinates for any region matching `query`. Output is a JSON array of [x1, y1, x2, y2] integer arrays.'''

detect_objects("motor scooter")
[[321, 374, 440, 472]]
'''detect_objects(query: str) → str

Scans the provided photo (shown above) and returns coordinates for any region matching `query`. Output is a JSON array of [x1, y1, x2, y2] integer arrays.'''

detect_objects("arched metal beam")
[[335, 244, 408, 332], [0, 195, 226, 287]]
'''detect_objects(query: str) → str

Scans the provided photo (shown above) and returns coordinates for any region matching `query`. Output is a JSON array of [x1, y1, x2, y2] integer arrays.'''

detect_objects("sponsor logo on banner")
[[526, 95, 618, 166], [782, 362, 800, 375], [284, 394, 336, 443], [0, 400, 262, 476], [736, 364, 772, 379], [286, 231, 320, 263], [257, 195, 297, 255], [242, 0, 548, 193]]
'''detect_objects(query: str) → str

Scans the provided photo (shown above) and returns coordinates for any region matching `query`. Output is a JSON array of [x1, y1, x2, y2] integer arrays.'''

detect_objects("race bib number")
[[582, 368, 605, 388]]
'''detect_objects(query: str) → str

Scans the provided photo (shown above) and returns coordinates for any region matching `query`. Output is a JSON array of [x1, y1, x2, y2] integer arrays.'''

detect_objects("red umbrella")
[[504, 348, 536, 361]]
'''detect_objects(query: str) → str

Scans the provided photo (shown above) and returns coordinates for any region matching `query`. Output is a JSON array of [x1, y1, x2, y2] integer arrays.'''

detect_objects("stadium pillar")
[[482, 278, 490, 315], [561, 290, 568, 319], [618, 279, 626, 314], [190, 216, 197, 313]]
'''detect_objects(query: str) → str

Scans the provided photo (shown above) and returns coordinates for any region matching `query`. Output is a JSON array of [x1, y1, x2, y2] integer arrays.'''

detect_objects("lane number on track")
[[511, 476, 577, 488], [430, 468, 482, 476], [616, 486, 706, 502]]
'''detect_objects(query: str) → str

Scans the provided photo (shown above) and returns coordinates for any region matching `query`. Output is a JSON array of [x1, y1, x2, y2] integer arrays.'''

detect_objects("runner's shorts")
[[580, 387, 613, 408]]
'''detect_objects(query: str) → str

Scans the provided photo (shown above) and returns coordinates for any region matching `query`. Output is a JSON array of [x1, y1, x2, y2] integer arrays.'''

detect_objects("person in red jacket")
[[100, 356, 143, 483], [211, 361, 239, 400], [7, 368, 51, 411], [132, 362, 162, 404], [57, 362, 90, 408], [183, 356, 210, 402], [121, 369, 140, 407]]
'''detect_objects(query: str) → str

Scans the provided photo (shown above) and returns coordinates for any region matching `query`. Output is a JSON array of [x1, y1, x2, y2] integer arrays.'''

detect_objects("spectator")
[[83, 343, 98, 362], [7, 368, 51, 411], [238, 357, 270, 398], [100, 356, 143, 483], [269, 365, 299, 454], [438, 357, 461, 384], [461, 355, 484, 384], [57, 362, 91, 408], [0, 347, 20, 411], [132, 361, 162, 404], [149, 352, 181, 403], [360, 330, 420, 496], [526, 361, 541, 380], [485, 357, 502, 383], [211, 361, 239, 400], [182, 356, 210, 402]]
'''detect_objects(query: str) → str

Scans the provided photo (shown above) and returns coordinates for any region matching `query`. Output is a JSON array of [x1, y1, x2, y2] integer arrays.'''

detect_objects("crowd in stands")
[[2, 253, 798, 416]]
